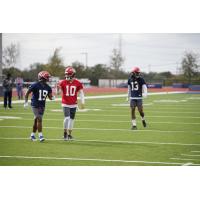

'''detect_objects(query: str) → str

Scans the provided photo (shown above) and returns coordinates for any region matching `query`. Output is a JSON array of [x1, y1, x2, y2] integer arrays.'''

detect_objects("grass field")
[[0, 92, 200, 166]]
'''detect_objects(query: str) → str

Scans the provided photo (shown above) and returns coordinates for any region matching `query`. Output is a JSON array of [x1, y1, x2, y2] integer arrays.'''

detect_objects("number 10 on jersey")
[[66, 85, 76, 96]]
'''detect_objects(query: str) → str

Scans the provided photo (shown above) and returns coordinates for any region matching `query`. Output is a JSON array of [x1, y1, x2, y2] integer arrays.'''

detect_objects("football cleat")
[[131, 126, 137, 130], [67, 134, 73, 140], [63, 132, 68, 141], [30, 135, 37, 141], [39, 135, 45, 142], [142, 120, 147, 127]]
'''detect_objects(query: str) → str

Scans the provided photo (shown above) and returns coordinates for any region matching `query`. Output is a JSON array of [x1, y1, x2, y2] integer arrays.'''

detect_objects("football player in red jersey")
[[59, 67, 85, 140]]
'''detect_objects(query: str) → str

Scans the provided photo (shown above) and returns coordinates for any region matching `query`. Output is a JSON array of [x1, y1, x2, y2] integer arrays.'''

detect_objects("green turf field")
[[0, 93, 200, 166]]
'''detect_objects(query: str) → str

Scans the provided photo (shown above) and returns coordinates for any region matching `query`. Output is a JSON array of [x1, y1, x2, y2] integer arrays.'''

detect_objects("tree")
[[89, 64, 109, 85], [46, 48, 65, 77], [3, 67, 22, 79], [110, 48, 124, 71], [2, 43, 20, 68], [24, 63, 47, 81], [72, 61, 85, 78], [181, 52, 200, 83]]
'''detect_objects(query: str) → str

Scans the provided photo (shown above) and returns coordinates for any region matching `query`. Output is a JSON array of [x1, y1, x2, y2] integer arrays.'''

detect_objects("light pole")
[[81, 52, 88, 68]]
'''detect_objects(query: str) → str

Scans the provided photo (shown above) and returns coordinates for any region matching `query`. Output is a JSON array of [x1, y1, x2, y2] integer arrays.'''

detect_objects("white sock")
[[64, 117, 70, 129], [132, 119, 136, 126], [31, 132, 35, 136], [68, 119, 74, 130], [141, 117, 145, 120], [38, 132, 43, 137]]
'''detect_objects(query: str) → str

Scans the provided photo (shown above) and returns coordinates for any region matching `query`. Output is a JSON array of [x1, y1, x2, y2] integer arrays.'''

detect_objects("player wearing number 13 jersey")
[[24, 71, 53, 142], [59, 67, 85, 140], [127, 67, 148, 130]]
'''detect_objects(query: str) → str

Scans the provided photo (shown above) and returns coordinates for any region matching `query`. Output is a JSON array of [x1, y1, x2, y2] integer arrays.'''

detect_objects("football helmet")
[[38, 71, 51, 81], [131, 67, 141, 78], [65, 67, 76, 80]]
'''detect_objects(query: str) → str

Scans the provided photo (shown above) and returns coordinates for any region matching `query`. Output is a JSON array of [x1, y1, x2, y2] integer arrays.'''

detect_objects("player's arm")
[[24, 88, 32, 107], [126, 85, 131, 101], [48, 92, 55, 100], [56, 81, 62, 95], [79, 89, 85, 109], [142, 84, 148, 98]]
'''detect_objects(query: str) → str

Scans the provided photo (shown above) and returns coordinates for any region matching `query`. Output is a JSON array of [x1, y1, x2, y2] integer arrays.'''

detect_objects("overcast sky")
[[3, 33, 200, 74]]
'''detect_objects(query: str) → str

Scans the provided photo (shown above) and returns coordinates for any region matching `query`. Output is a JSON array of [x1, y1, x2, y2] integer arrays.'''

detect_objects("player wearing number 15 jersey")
[[127, 67, 148, 130], [24, 71, 53, 142], [59, 67, 85, 140]]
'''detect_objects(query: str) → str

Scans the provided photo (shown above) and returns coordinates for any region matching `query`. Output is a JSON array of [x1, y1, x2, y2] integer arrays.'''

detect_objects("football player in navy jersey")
[[127, 67, 148, 130], [24, 71, 54, 142]]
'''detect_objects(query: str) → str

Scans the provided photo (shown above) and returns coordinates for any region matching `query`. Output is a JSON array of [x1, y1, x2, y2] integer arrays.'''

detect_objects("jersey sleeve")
[[141, 78, 146, 85], [77, 81, 83, 92], [48, 86, 52, 94], [28, 82, 36, 92], [58, 80, 63, 87]]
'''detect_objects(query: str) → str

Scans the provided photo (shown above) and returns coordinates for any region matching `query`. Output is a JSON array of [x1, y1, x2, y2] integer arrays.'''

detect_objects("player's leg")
[[67, 107, 77, 140], [37, 116, 43, 141], [30, 107, 45, 141], [30, 107, 38, 141], [130, 99, 137, 130], [20, 88, 23, 100], [63, 107, 70, 140], [3, 91, 8, 109], [137, 100, 147, 127], [8, 91, 12, 108], [37, 107, 45, 142], [17, 88, 20, 100], [33, 118, 37, 132]]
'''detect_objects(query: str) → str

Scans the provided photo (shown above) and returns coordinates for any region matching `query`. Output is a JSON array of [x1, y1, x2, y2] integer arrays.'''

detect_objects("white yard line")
[[181, 154, 200, 157], [96, 110, 200, 114], [78, 114, 200, 119], [0, 111, 200, 119], [170, 158, 199, 161], [0, 91, 189, 105], [182, 163, 193, 166], [2, 117, 200, 125], [0, 155, 192, 165], [191, 151, 200, 152], [0, 137, 200, 146], [0, 125, 191, 133]]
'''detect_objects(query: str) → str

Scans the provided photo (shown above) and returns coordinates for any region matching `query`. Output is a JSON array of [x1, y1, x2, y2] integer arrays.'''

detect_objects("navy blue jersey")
[[128, 77, 146, 99], [29, 82, 52, 107]]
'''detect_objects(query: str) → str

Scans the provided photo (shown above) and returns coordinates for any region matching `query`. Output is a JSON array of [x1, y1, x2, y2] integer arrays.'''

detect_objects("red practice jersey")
[[59, 79, 83, 106]]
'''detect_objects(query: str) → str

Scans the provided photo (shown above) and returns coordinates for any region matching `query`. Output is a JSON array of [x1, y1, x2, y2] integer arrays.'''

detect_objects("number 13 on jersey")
[[131, 81, 139, 91], [66, 85, 76, 96]]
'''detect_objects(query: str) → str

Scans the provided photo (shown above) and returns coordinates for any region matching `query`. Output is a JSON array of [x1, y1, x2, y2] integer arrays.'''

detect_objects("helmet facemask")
[[131, 72, 140, 79], [65, 73, 75, 80], [65, 67, 76, 80]]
